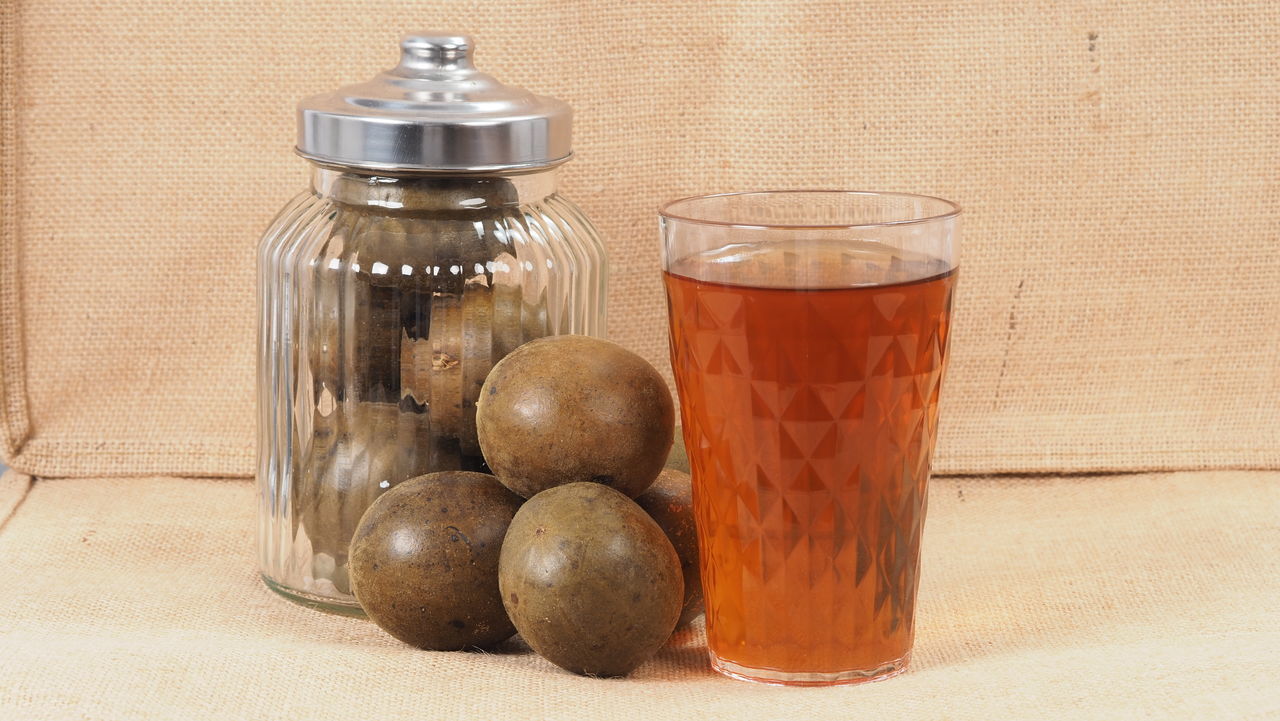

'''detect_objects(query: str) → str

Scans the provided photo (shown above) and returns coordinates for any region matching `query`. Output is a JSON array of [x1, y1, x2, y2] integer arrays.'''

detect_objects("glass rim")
[[658, 189, 961, 231]]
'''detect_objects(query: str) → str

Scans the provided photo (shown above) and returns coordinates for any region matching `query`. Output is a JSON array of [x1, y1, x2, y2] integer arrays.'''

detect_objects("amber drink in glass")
[[661, 191, 959, 685]]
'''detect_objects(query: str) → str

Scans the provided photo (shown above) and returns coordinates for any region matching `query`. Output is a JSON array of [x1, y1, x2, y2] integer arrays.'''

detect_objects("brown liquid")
[[664, 241, 955, 676]]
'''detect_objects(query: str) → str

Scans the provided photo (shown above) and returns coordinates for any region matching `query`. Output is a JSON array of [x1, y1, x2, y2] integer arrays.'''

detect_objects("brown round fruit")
[[459, 284, 494, 457], [499, 483, 683, 677], [477, 335, 675, 499], [427, 293, 463, 441], [349, 471, 522, 650], [635, 469, 703, 627]]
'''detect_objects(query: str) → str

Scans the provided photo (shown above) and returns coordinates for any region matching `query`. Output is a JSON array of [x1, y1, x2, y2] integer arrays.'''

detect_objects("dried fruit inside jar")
[[290, 175, 559, 600]]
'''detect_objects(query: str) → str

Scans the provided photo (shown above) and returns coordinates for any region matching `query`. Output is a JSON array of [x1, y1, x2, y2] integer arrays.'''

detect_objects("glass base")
[[709, 651, 910, 687], [262, 574, 366, 618]]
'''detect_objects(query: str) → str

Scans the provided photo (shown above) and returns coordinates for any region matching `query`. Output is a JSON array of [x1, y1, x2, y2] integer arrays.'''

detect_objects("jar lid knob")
[[397, 33, 474, 71]]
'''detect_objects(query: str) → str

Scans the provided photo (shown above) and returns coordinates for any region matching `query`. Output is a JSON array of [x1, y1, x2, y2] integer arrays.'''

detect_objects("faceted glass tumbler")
[[258, 166, 606, 614], [660, 191, 958, 685]]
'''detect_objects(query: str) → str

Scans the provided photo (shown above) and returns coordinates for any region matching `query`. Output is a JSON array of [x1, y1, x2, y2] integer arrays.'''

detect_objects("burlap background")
[[2, 1, 1278, 479]]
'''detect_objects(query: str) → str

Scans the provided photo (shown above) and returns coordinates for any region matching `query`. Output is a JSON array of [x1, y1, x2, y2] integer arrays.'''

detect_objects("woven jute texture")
[[1, 2, 1278, 477], [0, 469, 1276, 720]]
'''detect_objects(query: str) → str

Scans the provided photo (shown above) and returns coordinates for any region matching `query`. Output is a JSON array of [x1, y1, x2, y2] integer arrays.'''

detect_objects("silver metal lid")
[[296, 33, 572, 173]]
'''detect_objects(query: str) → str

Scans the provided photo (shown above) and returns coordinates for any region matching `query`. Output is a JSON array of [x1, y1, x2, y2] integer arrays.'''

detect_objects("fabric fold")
[[0, 469, 32, 530]]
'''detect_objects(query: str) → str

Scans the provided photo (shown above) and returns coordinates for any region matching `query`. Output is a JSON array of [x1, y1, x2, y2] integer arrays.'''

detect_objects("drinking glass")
[[660, 190, 959, 685]]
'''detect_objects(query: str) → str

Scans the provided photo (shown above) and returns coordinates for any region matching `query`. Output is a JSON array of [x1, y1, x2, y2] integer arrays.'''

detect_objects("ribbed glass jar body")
[[257, 165, 607, 613]]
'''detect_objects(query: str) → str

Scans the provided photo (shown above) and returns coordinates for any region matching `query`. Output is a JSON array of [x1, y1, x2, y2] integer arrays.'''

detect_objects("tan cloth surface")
[[0, 468, 1276, 720], [3, 2, 1279, 478]]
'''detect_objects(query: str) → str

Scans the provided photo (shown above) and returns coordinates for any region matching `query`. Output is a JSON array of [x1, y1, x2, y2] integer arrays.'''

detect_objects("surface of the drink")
[[664, 240, 955, 678], [670, 237, 951, 290]]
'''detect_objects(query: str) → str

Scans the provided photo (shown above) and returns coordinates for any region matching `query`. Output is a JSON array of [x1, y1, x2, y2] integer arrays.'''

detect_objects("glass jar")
[[257, 33, 607, 613]]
